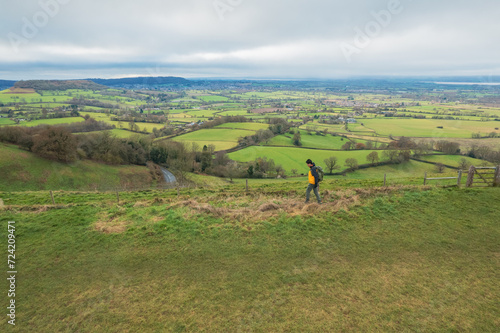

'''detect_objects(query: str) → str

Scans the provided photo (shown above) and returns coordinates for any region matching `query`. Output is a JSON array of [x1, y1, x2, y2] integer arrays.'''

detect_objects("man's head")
[[306, 159, 313, 167]]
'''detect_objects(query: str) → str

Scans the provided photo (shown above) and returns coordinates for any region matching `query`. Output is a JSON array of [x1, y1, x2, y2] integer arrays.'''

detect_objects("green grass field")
[[172, 128, 257, 151], [217, 110, 250, 116], [0, 118, 16, 125], [417, 154, 495, 167], [361, 118, 500, 138], [265, 130, 370, 150], [198, 95, 230, 102], [229, 146, 388, 173], [215, 122, 269, 131], [347, 159, 456, 180], [18, 117, 85, 127], [1, 185, 498, 331], [74, 129, 148, 139], [0, 143, 158, 191]]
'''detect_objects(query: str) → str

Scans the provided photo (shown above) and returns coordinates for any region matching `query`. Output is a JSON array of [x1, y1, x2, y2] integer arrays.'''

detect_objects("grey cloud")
[[0, 0, 499, 79]]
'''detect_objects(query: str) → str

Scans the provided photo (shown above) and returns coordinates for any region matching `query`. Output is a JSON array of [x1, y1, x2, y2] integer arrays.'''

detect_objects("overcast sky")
[[0, 0, 499, 80]]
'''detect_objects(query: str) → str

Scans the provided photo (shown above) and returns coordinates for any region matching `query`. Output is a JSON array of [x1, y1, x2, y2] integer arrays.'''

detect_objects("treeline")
[[68, 97, 119, 109], [14, 80, 105, 91], [197, 116, 248, 129], [1, 124, 498, 181], [237, 118, 293, 147], [0, 124, 151, 165]]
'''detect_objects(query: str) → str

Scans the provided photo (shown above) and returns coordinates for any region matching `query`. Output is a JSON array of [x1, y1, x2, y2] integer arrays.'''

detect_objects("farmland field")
[[361, 118, 500, 138], [229, 146, 388, 173], [19, 117, 85, 127], [0, 118, 16, 125], [215, 122, 269, 131], [264, 130, 371, 150], [172, 128, 257, 151], [417, 154, 495, 167]]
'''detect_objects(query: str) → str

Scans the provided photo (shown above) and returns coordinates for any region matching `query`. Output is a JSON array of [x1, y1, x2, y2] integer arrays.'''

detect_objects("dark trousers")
[[305, 184, 321, 203]]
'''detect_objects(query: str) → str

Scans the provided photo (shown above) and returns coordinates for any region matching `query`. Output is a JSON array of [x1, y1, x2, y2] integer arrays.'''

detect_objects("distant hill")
[[14, 80, 107, 91], [89, 76, 191, 88], [0, 80, 17, 90]]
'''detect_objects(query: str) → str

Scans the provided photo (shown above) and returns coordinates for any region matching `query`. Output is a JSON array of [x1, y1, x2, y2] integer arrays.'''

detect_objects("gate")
[[465, 166, 500, 187]]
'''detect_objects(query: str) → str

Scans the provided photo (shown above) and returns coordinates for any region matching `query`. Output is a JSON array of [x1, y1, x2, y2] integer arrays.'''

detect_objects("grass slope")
[[1, 186, 498, 331], [0, 143, 157, 191]]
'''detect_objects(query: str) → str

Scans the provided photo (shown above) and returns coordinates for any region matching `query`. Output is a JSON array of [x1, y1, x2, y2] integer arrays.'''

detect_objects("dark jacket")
[[308, 163, 319, 185]]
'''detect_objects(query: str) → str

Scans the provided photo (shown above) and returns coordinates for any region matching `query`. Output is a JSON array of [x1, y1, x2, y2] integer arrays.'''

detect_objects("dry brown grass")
[[157, 186, 420, 222], [92, 211, 129, 234]]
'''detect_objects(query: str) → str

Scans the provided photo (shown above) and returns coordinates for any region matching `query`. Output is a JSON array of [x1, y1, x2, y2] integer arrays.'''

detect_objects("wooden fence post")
[[494, 165, 500, 187], [466, 166, 476, 187], [384, 173, 387, 187], [246, 179, 249, 192], [424, 172, 427, 185], [50, 190, 55, 205], [177, 183, 180, 197], [116, 191, 120, 204], [457, 170, 463, 187]]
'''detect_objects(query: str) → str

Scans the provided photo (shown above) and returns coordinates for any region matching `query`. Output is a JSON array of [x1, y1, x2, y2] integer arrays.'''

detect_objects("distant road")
[[160, 167, 176, 183]]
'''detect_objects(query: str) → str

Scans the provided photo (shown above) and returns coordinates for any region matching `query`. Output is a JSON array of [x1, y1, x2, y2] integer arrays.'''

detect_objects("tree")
[[367, 151, 379, 165], [324, 156, 340, 174], [355, 142, 366, 150], [458, 158, 470, 171], [201, 145, 212, 172], [345, 158, 359, 171], [383, 149, 399, 163], [292, 131, 302, 146], [435, 163, 445, 173], [32, 127, 77, 163], [342, 141, 353, 150]]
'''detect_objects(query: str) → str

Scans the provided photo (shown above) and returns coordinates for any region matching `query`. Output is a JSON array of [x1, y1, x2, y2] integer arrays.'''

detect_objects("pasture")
[[264, 130, 371, 150], [19, 117, 85, 127], [229, 146, 388, 173], [215, 122, 269, 131], [361, 118, 500, 138], [172, 128, 256, 151]]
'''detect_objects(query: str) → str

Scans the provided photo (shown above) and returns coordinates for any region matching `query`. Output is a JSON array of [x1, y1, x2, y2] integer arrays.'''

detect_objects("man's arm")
[[312, 166, 319, 186]]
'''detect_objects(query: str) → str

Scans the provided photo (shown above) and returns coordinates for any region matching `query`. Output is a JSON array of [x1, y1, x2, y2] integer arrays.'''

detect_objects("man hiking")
[[305, 159, 321, 204]]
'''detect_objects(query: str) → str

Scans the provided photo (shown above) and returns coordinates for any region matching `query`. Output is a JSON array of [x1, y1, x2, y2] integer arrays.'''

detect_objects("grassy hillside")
[[0, 143, 159, 191], [1, 185, 498, 331]]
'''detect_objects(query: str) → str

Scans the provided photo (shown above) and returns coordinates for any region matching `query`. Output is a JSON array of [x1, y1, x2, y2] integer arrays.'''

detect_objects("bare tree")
[[458, 158, 470, 170], [435, 163, 445, 173], [324, 156, 340, 174]]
